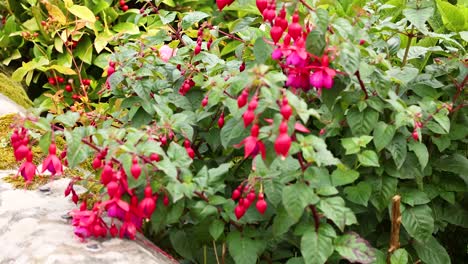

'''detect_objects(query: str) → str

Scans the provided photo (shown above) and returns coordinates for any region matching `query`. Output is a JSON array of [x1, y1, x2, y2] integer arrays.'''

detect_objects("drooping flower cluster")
[[232, 182, 267, 220]]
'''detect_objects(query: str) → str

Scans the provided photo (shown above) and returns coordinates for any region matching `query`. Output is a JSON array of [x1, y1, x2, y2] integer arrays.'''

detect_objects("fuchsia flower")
[[41, 143, 63, 176], [158, 45, 177, 62], [234, 124, 266, 159], [120, 213, 137, 239], [18, 151, 36, 183], [71, 206, 107, 240], [138, 185, 157, 219], [309, 55, 336, 89]]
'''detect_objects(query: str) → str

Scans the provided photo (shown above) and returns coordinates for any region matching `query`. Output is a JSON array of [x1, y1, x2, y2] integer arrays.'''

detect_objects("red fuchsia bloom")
[[309, 55, 337, 89], [274, 120, 292, 159], [102, 195, 130, 220], [158, 45, 177, 62], [130, 157, 141, 179], [70, 207, 107, 240], [120, 213, 137, 239], [42, 143, 63, 176], [217, 0, 234, 11], [234, 124, 266, 159], [138, 185, 157, 219], [18, 151, 36, 183]]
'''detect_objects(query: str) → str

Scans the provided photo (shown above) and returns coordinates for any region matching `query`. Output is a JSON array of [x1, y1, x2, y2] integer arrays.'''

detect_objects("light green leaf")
[[182, 11, 209, 29], [436, 0, 466, 32], [358, 150, 380, 167], [373, 122, 396, 152], [319, 197, 356, 231], [403, 7, 434, 31], [46, 65, 77, 75], [209, 220, 224, 240], [253, 37, 272, 64], [282, 182, 319, 222], [408, 141, 429, 170], [401, 205, 434, 242], [301, 227, 334, 264], [386, 134, 407, 169], [390, 248, 409, 264], [344, 181, 372, 206], [113, 22, 140, 35], [67, 5, 96, 23], [432, 111, 450, 133], [227, 231, 264, 264], [302, 135, 340, 166], [54, 111, 79, 127], [331, 166, 359, 186]]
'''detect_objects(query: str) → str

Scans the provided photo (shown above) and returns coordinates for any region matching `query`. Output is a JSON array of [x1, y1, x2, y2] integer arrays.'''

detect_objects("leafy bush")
[[5, 0, 468, 263]]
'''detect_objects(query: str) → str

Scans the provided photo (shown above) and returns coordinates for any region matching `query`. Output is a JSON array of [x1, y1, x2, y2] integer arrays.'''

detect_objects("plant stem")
[[309, 205, 320, 232], [386, 195, 402, 264], [299, 0, 315, 12], [401, 26, 414, 68], [355, 71, 368, 100], [213, 240, 221, 264]]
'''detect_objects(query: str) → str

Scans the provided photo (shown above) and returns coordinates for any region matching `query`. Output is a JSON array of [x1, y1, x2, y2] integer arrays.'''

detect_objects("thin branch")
[[355, 71, 368, 100], [299, 0, 315, 12]]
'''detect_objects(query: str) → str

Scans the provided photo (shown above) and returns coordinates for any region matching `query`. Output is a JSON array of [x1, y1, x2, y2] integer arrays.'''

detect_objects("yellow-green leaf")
[[67, 5, 96, 23]]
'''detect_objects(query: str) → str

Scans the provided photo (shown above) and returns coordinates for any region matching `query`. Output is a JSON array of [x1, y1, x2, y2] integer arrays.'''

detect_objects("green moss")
[[0, 73, 33, 109]]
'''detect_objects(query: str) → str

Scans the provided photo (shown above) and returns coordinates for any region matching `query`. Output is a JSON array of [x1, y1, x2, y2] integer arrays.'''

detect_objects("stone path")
[[0, 170, 179, 264], [0, 93, 25, 116]]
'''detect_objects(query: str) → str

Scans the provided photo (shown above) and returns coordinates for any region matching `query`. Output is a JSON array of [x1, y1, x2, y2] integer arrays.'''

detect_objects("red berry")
[[256, 199, 267, 214], [412, 130, 419, 141], [359, 39, 366, 45], [256, 0, 268, 14], [92, 157, 102, 169], [201, 96, 208, 107], [218, 113, 225, 128], [107, 66, 115, 76], [65, 84, 73, 92], [57, 77, 65, 83], [247, 191, 256, 202], [239, 62, 245, 72], [119, 0, 126, 6], [232, 189, 241, 200], [150, 153, 160, 162], [163, 195, 170, 206], [48, 77, 56, 85], [131, 158, 141, 179], [237, 91, 248, 108], [234, 204, 246, 220], [243, 109, 255, 127], [122, 5, 129, 11]]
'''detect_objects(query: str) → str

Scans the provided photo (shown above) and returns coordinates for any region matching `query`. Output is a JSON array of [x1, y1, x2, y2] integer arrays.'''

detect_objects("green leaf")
[[433, 154, 468, 184], [113, 22, 140, 35], [301, 227, 334, 264], [413, 236, 451, 264], [169, 230, 194, 260], [272, 205, 297, 236], [67, 5, 96, 23], [436, 0, 466, 32], [253, 37, 273, 64], [306, 29, 326, 56], [373, 122, 396, 152], [282, 182, 319, 222], [408, 141, 429, 170], [344, 181, 372, 206], [370, 176, 398, 212], [46, 65, 77, 75], [319, 197, 356, 231], [390, 248, 409, 264], [432, 110, 450, 133], [301, 135, 340, 166], [358, 150, 380, 167], [334, 232, 376, 264], [182, 11, 209, 29], [399, 188, 430, 206], [209, 219, 224, 240], [401, 205, 434, 242], [64, 128, 92, 168], [331, 166, 359, 186], [227, 231, 264, 264], [341, 138, 361, 155], [386, 134, 407, 169], [346, 108, 379, 135], [74, 36, 93, 64], [12, 57, 49, 82], [221, 118, 246, 148], [54, 111, 80, 127], [338, 42, 360, 74], [403, 7, 434, 31]]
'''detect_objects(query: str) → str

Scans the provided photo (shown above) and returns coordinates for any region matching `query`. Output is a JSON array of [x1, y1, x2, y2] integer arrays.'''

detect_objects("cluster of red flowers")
[[232, 182, 267, 220], [11, 127, 63, 183], [67, 148, 170, 240]]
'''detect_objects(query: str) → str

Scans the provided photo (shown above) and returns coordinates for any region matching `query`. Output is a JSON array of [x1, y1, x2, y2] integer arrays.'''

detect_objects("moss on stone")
[[0, 73, 33, 109]]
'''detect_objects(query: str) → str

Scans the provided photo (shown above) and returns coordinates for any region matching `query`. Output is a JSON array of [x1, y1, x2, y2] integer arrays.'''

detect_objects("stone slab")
[[0, 93, 25, 116], [0, 171, 179, 264]]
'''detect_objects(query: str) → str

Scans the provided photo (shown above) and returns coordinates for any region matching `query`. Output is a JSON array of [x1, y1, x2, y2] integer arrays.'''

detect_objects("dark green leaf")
[[331, 166, 359, 186], [253, 37, 273, 64], [181, 11, 209, 29], [301, 227, 334, 264], [306, 29, 326, 56], [386, 134, 407, 169], [319, 197, 357, 231], [282, 182, 319, 222], [227, 231, 264, 264], [346, 108, 379, 135], [373, 122, 396, 152], [358, 150, 380, 167], [401, 205, 434, 242], [413, 236, 451, 264], [390, 248, 409, 264], [344, 181, 372, 206]]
